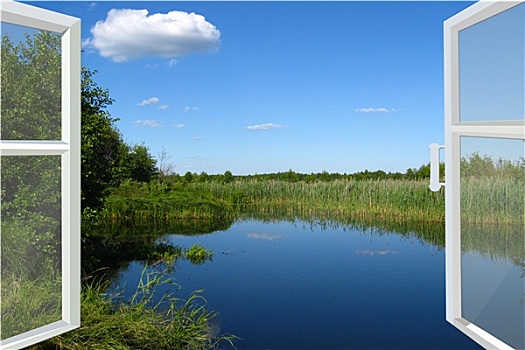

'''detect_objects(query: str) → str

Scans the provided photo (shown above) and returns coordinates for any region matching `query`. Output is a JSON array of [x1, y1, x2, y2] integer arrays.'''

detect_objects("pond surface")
[[111, 220, 483, 349]]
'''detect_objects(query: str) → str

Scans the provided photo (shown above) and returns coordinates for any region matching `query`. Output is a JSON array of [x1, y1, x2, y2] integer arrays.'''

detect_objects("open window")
[[437, 1, 525, 349], [0, 0, 80, 348]]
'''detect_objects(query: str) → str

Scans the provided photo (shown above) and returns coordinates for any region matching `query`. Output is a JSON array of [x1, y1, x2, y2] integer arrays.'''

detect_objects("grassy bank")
[[101, 180, 235, 230], [22, 245, 234, 350]]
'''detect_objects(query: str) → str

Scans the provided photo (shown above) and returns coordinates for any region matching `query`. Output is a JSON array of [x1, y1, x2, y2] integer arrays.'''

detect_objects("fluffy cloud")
[[138, 97, 159, 106], [354, 107, 392, 113], [246, 123, 285, 131], [172, 124, 186, 129], [158, 105, 169, 110], [84, 9, 221, 62], [133, 119, 162, 128]]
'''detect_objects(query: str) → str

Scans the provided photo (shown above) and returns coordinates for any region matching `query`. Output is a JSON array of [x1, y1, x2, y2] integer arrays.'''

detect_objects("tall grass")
[[2, 273, 62, 340], [461, 177, 524, 225], [189, 179, 446, 224], [188, 176, 523, 226]]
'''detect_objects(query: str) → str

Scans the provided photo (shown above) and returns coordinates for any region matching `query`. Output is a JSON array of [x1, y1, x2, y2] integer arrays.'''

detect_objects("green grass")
[[25, 246, 235, 350], [1, 273, 62, 340], [1, 218, 62, 340]]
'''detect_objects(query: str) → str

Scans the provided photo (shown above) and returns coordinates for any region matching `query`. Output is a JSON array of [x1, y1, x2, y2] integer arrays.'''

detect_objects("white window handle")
[[429, 143, 445, 192]]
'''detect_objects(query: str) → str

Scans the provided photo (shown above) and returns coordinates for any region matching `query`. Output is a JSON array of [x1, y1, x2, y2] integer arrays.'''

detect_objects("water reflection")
[[459, 137, 524, 349], [356, 249, 395, 256], [247, 232, 284, 241], [461, 224, 524, 350]]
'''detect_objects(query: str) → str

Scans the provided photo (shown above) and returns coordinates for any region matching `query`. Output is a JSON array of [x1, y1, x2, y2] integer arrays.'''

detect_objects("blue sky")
[[28, 1, 474, 175]]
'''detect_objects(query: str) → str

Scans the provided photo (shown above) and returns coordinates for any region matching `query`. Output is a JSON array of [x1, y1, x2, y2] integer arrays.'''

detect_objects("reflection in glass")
[[0, 22, 61, 140], [0, 156, 62, 340], [460, 137, 525, 349], [459, 3, 525, 122]]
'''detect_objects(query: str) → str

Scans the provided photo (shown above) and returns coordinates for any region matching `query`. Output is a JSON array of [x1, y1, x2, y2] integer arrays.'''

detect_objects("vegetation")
[[2, 27, 523, 350], [2, 30, 230, 349], [102, 180, 234, 229], [189, 178, 445, 224], [159, 163, 440, 185], [27, 248, 234, 350], [461, 152, 524, 225], [81, 68, 158, 212]]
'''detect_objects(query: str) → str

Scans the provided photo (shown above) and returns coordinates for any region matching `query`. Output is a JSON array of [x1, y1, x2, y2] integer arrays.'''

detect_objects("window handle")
[[429, 143, 445, 192]]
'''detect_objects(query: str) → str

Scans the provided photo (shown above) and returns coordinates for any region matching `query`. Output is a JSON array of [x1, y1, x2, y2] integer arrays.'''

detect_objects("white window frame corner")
[[0, 1, 81, 349]]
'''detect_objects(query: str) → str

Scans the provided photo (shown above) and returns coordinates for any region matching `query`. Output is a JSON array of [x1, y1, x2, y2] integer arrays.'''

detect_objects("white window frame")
[[0, 1, 80, 349], [444, 1, 525, 349]]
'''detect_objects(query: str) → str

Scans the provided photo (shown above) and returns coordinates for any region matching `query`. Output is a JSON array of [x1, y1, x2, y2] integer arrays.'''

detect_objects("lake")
[[110, 219, 483, 349]]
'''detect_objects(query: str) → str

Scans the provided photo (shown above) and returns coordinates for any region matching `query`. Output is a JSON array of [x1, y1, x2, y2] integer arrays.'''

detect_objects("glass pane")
[[0, 156, 62, 340], [459, 4, 525, 122], [460, 137, 525, 349], [0, 22, 61, 140]]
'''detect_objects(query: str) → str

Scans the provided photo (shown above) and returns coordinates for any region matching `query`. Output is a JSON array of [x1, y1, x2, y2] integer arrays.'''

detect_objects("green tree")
[[120, 143, 157, 183], [282, 169, 300, 182], [223, 170, 234, 183], [80, 67, 123, 211], [198, 171, 210, 183], [184, 171, 194, 183], [1, 31, 61, 140]]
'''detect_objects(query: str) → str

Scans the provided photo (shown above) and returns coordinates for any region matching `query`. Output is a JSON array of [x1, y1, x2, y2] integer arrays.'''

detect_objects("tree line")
[[160, 163, 441, 184]]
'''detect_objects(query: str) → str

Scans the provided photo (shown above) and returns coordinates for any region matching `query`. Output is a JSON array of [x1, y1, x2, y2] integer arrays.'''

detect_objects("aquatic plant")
[[27, 246, 236, 350]]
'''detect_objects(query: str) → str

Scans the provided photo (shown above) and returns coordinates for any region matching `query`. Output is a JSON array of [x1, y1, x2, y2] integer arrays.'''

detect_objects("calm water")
[[111, 220, 483, 349]]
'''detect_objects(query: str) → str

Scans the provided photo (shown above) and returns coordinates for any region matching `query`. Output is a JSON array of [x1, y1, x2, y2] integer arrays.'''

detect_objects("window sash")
[[444, 1, 524, 350], [0, 1, 80, 348]]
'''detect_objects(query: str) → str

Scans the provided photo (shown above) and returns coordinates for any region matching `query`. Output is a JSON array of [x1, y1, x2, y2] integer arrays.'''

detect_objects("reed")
[[189, 179, 446, 224], [188, 176, 523, 226], [461, 177, 524, 225]]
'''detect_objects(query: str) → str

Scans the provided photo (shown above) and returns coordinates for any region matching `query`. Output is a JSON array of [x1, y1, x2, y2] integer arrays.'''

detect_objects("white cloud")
[[354, 107, 393, 113], [184, 106, 199, 112], [133, 119, 162, 128], [158, 105, 169, 110], [138, 97, 160, 106], [172, 124, 186, 129], [192, 136, 203, 140], [246, 123, 285, 131], [84, 9, 221, 62]]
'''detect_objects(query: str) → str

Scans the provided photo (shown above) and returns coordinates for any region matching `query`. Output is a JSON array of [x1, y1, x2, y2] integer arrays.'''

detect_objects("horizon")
[[27, 1, 475, 175]]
